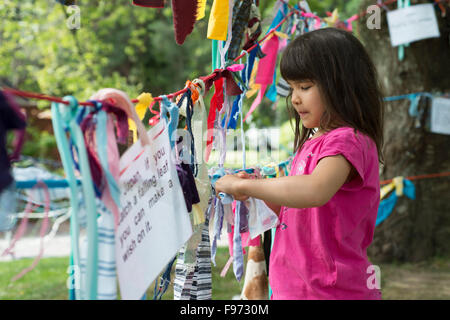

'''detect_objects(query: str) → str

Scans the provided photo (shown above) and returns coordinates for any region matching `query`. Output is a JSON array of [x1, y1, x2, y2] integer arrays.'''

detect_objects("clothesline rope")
[[4, 1, 450, 187], [380, 171, 450, 185], [1, 8, 298, 108], [4, 0, 448, 108]]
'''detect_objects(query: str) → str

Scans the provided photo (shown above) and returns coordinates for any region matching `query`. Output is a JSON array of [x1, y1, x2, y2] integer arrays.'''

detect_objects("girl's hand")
[[215, 174, 249, 202]]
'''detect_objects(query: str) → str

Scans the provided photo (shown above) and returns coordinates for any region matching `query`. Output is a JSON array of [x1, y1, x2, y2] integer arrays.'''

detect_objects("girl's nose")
[[291, 91, 301, 105]]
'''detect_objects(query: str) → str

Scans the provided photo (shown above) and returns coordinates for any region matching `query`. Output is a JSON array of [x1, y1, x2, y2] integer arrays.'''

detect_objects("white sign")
[[116, 121, 192, 300], [387, 4, 440, 47], [431, 97, 450, 135]]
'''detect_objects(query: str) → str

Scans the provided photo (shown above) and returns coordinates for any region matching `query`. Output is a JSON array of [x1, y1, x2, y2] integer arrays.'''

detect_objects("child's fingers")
[[236, 171, 250, 179]]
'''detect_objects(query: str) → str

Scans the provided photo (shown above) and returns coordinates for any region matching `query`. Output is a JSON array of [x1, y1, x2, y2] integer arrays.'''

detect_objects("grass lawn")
[[0, 247, 243, 300], [1, 249, 449, 300]]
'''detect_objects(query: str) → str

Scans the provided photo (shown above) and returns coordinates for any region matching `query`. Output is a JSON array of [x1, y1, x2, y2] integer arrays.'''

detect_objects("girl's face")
[[288, 80, 326, 129]]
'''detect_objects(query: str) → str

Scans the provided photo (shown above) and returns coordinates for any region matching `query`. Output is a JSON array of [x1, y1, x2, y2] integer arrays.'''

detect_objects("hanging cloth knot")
[[135, 92, 153, 121], [200, 68, 243, 97]]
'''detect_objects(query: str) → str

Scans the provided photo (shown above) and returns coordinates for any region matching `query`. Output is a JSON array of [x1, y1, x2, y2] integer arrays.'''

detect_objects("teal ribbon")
[[51, 99, 81, 300], [52, 96, 98, 300], [397, 0, 410, 61]]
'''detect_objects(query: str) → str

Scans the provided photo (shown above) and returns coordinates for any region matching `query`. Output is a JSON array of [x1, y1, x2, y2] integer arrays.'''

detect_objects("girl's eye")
[[301, 86, 311, 91]]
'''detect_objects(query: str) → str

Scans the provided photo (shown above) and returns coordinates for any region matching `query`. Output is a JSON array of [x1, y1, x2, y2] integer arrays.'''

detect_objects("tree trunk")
[[357, 0, 450, 262]]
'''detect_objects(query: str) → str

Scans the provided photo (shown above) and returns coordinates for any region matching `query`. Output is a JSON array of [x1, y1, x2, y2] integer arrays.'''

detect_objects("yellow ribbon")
[[246, 60, 260, 98], [380, 176, 404, 200], [196, 0, 207, 20], [380, 182, 395, 200], [324, 8, 339, 26], [393, 176, 404, 197], [274, 31, 289, 39], [191, 203, 205, 226], [129, 92, 153, 142], [207, 0, 229, 41]]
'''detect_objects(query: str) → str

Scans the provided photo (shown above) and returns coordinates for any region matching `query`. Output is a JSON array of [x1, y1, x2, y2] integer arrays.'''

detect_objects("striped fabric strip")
[[79, 198, 117, 300], [276, 77, 290, 97], [174, 208, 212, 300]]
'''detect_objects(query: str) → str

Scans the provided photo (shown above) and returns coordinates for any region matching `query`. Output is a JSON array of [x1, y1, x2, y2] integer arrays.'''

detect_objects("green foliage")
[[0, 0, 363, 162], [0, 0, 212, 103], [21, 126, 58, 160]]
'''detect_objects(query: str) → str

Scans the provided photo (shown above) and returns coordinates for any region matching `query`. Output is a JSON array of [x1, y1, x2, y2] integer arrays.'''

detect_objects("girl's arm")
[[215, 154, 353, 209]]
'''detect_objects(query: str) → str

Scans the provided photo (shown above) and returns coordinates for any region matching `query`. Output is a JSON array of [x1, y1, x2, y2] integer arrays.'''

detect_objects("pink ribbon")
[[345, 14, 359, 32], [244, 34, 279, 122], [301, 12, 322, 29], [226, 64, 245, 73], [2, 182, 51, 282], [101, 116, 121, 229]]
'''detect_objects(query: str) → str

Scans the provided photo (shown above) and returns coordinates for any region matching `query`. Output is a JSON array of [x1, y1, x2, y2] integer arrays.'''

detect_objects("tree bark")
[[357, 0, 450, 262]]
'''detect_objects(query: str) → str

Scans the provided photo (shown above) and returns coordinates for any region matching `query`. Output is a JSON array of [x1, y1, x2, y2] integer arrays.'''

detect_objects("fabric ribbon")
[[232, 201, 244, 282], [207, 0, 229, 41], [200, 67, 243, 97], [210, 196, 223, 266], [51, 96, 99, 299], [160, 95, 179, 149], [376, 178, 415, 226], [4, 182, 50, 282], [64, 96, 99, 300], [244, 34, 279, 122], [242, 3, 264, 58], [177, 89, 197, 175], [135, 92, 153, 122], [397, 0, 411, 61], [196, 0, 207, 20], [132, 0, 164, 7], [172, 0, 198, 45], [204, 77, 224, 163], [301, 12, 322, 30], [191, 79, 211, 223], [80, 101, 128, 202], [227, 0, 252, 60], [51, 98, 82, 299], [89, 88, 150, 146], [345, 14, 359, 32], [96, 111, 122, 229]]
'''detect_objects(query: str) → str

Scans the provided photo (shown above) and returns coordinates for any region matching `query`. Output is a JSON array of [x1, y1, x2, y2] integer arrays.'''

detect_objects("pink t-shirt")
[[269, 127, 382, 300]]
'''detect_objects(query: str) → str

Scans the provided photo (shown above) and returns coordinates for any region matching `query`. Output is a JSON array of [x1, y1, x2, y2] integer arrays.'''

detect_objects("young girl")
[[215, 28, 384, 300]]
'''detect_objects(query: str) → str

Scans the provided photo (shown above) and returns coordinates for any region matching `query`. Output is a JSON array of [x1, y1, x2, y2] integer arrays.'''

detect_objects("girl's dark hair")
[[280, 28, 385, 164]]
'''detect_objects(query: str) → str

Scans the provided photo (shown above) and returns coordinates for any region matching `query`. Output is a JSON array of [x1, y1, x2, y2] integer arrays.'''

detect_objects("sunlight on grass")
[[0, 247, 243, 300], [1, 250, 449, 300]]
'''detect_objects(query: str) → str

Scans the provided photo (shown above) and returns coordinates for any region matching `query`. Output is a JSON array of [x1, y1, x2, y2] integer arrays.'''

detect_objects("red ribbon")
[[205, 77, 224, 163], [200, 68, 243, 97]]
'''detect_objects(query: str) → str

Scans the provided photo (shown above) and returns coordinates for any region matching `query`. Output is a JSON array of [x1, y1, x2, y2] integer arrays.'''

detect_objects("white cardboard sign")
[[116, 121, 192, 300], [431, 97, 450, 135], [387, 4, 440, 47]]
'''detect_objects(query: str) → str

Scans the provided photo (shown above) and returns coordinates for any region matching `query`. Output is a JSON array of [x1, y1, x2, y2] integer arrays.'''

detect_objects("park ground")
[[0, 247, 449, 300]]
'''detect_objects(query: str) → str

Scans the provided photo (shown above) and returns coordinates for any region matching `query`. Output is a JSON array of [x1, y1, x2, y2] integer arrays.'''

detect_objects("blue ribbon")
[[376, 178, 415, 226]]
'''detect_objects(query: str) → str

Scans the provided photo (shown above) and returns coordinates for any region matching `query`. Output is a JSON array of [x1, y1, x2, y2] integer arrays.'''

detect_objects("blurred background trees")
[[0, 0, 360, 160], [357, 0, 450, 263]]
